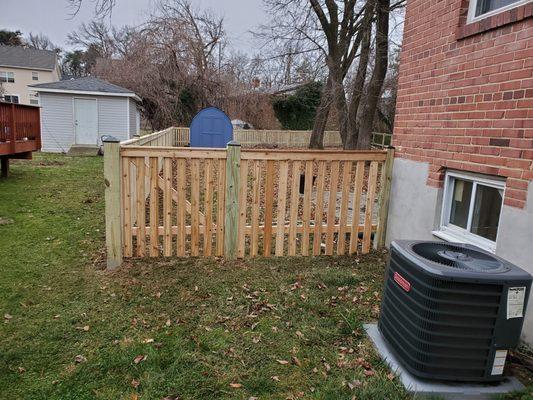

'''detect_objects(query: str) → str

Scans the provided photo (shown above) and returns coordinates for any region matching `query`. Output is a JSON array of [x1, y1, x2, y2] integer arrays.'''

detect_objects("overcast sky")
[[1, 0, 267, 53]]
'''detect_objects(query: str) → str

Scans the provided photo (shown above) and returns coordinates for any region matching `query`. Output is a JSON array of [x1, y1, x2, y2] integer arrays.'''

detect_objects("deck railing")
[[0, 102, 41, 156]]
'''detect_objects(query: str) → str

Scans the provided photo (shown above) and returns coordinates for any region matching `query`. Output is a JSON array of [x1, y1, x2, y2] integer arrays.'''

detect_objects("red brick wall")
[[393, 0, 533, 208]]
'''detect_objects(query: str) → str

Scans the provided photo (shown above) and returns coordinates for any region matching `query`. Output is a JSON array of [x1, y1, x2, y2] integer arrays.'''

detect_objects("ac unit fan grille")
[[411, 242, 509, 273]]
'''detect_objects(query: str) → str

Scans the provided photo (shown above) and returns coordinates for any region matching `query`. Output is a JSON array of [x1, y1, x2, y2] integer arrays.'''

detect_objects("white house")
[[30, 77, 141, 153]]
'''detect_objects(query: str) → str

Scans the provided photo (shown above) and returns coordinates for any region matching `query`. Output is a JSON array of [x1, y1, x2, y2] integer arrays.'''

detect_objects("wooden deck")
[[0, 102, 41, 176]]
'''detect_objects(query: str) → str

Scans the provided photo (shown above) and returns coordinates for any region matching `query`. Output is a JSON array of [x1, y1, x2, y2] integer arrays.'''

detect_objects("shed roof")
[[0, 45, 58, 71], [30, 77, 141, 101]]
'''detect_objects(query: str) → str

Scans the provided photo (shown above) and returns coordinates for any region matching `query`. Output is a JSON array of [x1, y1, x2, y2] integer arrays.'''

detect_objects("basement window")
[[433, 171, 505, 252], [467, 0, 531, 22]]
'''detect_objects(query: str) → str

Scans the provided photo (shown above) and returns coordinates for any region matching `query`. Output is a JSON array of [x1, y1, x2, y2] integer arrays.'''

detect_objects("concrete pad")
[[364, 324, 524, 399]]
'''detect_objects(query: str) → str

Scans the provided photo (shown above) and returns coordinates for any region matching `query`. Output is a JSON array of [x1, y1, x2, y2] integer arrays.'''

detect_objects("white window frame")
[[433, 170, 505, 253], [29, 93, 39, 106], [32, 71, 39, 81], [0, 71, 15, 83], [467, 0, 532, 23]]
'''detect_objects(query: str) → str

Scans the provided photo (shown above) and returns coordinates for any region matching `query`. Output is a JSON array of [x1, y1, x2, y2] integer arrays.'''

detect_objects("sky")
[[0, 0, 267, 53]]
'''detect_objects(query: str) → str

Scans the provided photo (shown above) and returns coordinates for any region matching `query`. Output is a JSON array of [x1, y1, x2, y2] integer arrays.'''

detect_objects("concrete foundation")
[[386, 158, 533, 345], [364, 324, 525, 399]]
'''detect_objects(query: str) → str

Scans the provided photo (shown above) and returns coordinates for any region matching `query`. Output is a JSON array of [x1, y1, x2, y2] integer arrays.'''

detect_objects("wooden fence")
[[124, 127, 390, 149], [104, 139, 394, 268]]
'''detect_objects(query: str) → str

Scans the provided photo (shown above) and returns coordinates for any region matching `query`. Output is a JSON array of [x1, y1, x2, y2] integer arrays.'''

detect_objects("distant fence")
[[123, 127, 391, 149], [103, 135, 394, 268]]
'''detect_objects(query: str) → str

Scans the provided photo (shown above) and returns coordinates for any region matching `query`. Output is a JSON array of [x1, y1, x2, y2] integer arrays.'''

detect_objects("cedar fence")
[[122, 127, 391, 149], [103, 130, 394, 268]]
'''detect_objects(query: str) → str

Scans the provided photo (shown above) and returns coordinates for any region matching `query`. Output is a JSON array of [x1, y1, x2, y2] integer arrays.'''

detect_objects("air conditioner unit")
[[378, 240, 532, 382]]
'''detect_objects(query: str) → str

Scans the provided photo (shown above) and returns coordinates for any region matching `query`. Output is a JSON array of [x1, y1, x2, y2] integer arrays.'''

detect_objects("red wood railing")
[[0, 102, 41, 156]]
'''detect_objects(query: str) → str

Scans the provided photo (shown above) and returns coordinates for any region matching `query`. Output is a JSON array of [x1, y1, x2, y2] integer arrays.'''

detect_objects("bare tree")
[[67, 0, 116, 18], [26, 33, 60, 52]]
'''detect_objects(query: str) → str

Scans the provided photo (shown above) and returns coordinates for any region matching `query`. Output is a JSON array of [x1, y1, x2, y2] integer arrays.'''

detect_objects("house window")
[[468, 0, 531, 22], [0, 71, 15, 83], [29, 93, 39, 105], [434, 171, 505, 252], [32, 71, 39, 81], [3, 95, 19, 104]]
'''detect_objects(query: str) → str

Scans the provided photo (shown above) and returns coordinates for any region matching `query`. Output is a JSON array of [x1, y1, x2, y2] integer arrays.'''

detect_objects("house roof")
[[0, 45, 58, 71], [30, 77, 141, 101]]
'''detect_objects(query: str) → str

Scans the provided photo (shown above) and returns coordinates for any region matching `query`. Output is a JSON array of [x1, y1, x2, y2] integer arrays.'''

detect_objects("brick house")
[[387, 0, 533, 343]]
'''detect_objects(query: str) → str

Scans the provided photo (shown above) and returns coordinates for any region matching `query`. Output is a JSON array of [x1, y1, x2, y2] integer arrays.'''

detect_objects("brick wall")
[[393, 0, 533, 208]]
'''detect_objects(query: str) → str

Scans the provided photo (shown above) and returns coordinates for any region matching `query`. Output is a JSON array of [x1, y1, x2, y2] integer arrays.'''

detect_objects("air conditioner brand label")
[[507, 287, 526, 319], [491, 350, 507, 375], [393, 272, 411, 292]]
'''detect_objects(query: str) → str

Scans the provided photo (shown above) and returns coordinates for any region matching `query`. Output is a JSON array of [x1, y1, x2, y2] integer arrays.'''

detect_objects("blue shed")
[[190, 107, 233, 148]]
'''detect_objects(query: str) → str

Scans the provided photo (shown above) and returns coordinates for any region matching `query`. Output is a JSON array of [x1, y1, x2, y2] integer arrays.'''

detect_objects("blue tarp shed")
[[190, 107, 233, 148]]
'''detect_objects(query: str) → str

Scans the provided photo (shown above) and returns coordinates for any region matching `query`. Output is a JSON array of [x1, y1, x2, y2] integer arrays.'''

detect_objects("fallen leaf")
[[347, 379, 362, 390], [142, 338, 154, 344], [291, 356, 302, 367], [17, 366, 25, 374], [387, 372, 395, 381], [133, 355, 147, 364], [165, 319, 171, 327], [162, 395, 180, 400], [252, 337, 260, 343], [229, 383, 242, 388], [271, 376, 280, 381], [363, 369, 375, 377], [276, 359, 289, 365], [74, 355, 87, 363], [4, 313, 12, 320], [131, 379, 140, 388], [295, 330, 304, 339]]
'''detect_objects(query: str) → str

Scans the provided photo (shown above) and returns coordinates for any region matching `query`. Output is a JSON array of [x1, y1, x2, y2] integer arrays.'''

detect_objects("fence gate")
[[103, 133, 393, 268]]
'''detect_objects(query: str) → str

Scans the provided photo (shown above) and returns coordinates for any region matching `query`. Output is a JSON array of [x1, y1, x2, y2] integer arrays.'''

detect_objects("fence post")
[[9, 103, 16, 154], [375, 146, 395, 249], [224, 141, 241, 259], [103, 136, 123, 269]]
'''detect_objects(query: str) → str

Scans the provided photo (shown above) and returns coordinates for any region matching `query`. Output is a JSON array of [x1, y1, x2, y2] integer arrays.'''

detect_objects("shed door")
[[74, 98, 97, 145]]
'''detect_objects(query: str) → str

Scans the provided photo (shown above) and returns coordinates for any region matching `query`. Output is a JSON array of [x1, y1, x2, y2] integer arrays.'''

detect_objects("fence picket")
[[163, 158, 173, 256], [135, 157, 146, 257], [204, 159, 214, 256], [362, 161, 379, 253], [325, 161, 340, 255], [216, 158, 226, 256], [349, 161, 365, 254], [288, 161, 300, 256], [122, 157, 133, 257], [251, 161, 261, 256], [149, 157, 159, 256], [301, 161, 313, 256], [313, 161, 326, 256], [190, 159, 200, 256], [337, 162, 352, 255], [263, 160, 275, 256], [176, 158, 186, 256], [275, 161, 289, 256], [237, 159, 249, 258]]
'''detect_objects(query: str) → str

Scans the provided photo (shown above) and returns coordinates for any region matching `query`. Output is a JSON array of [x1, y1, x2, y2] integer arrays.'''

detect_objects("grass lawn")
[[0, 153, 531, 400]]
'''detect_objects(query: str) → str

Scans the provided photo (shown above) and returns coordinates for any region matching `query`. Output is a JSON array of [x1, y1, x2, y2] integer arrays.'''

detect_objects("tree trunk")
[[357, 0, 390, 149], [344, 17, 372, 149], [309, 75, 333, 149], [330, 68, 348, 147]]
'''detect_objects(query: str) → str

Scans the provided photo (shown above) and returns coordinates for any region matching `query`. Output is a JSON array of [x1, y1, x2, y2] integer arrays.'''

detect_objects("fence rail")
[[124, 127, 391, 149], [104, 139, 394, 267]]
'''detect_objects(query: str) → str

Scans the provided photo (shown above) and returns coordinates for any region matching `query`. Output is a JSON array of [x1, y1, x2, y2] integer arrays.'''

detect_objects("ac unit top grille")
[[411, 242, 510, 273]]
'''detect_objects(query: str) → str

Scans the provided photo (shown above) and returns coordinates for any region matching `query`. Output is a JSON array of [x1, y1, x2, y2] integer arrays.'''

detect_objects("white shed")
[[30, 77, 141, 153]]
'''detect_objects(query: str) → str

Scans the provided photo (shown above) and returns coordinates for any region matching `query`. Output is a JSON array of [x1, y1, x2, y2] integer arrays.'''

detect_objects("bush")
[[272, 81, 323, 130]]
